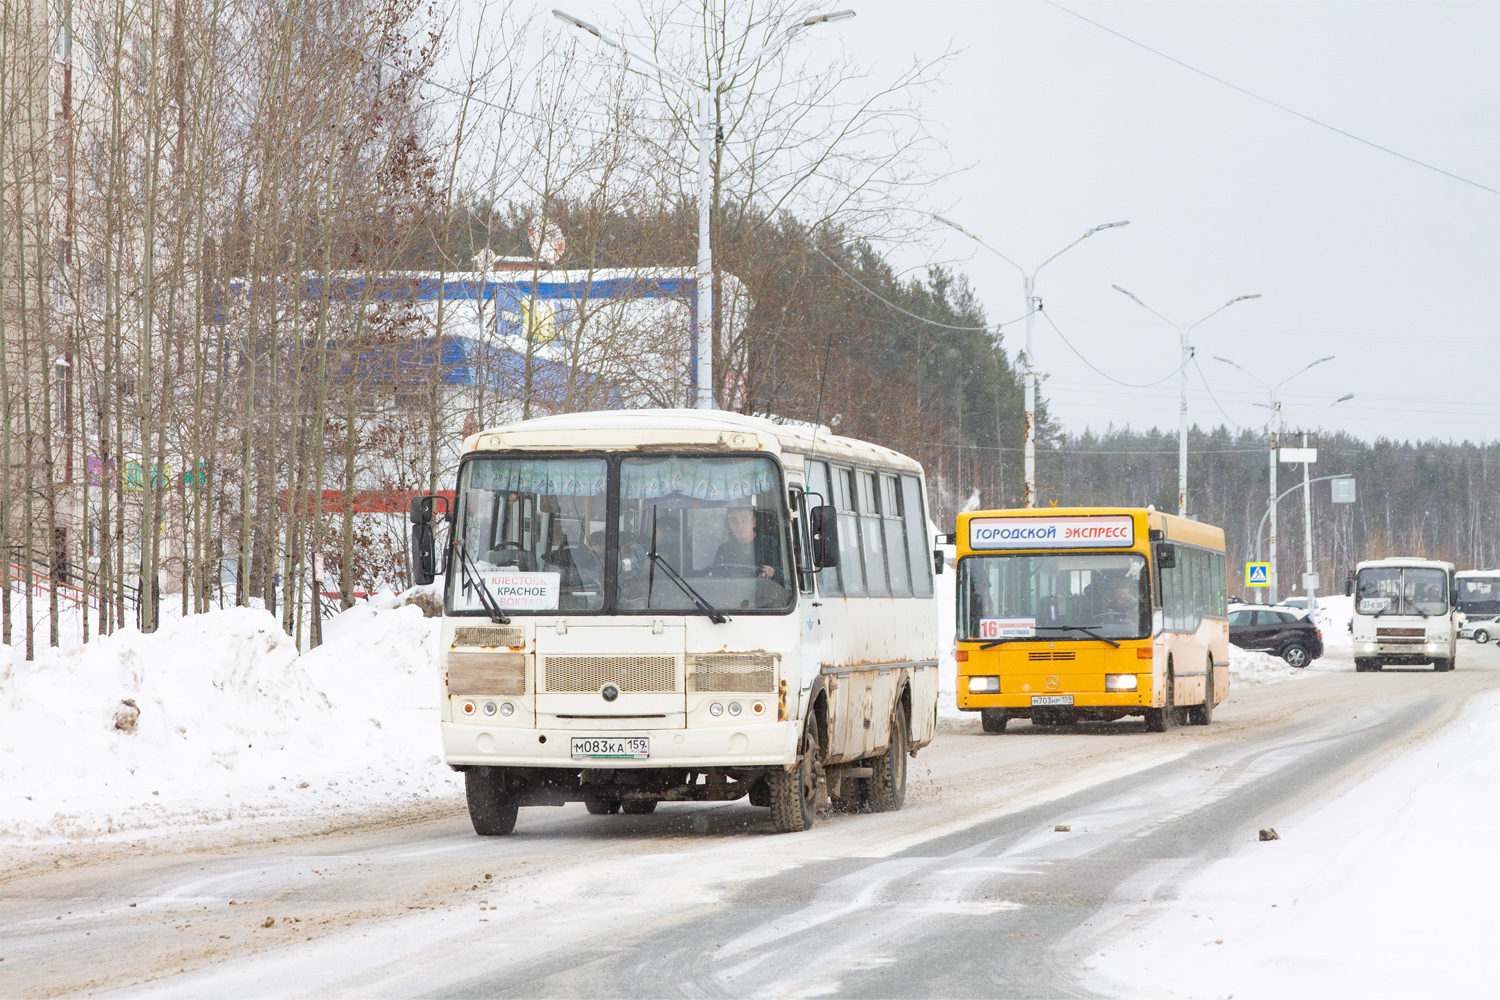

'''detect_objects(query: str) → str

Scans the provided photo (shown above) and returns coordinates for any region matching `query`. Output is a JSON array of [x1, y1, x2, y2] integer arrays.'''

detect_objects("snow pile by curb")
[[1229, 647, 1308, 686], [0, 603, 456, 842]]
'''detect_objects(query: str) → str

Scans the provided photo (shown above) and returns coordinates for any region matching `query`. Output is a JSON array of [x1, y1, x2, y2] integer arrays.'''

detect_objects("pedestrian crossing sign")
[[1245, 562, 1270, 587]]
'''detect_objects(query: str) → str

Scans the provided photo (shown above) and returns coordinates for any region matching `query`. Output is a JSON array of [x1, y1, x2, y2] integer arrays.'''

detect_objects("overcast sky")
[[499, 1, 1500, 443], [834, 0, 1500, 444]]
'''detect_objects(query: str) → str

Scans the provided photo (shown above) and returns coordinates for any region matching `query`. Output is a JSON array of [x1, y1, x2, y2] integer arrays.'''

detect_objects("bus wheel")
[[1434, 658, 1454, 673], [1144, 665, 1175, 733], [465, 767, 519, 836], [1187, 658, 1214, 726], [869, 709, 909, 813], [769, 719, 820, 833], [830, 773, 868, 813], [586, 799, 621, 815], [980, 708, 1009, 734], [621, 800, 657, 815]]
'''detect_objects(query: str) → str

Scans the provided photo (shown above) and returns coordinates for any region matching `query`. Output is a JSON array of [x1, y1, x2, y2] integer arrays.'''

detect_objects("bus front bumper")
[[1354, 639, 1453, 659], [956, 691, 1156, 710], [442, 719, 801, 769]]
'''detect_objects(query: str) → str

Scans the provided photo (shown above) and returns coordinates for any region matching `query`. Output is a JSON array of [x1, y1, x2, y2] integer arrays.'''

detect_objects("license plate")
[[1031, 695, 1074, 707], [570, 736, 650, 760]]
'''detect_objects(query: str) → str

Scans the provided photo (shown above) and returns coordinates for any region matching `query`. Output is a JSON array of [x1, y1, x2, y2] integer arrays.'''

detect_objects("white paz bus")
[[1348, 557, 1458, 672], [409, 410, 941, 834]]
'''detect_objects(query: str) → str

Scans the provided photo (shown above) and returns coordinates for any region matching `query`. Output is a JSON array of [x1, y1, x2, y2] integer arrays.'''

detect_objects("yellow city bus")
[[953, 507, 1228, 733]]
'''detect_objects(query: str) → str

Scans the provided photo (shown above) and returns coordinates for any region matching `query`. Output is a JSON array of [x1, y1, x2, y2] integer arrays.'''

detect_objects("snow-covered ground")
[[1091, 683, 1500, 998], [0, 596, 457, 843]]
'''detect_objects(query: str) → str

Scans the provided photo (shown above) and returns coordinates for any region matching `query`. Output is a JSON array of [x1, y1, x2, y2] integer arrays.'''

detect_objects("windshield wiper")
[[456, 543, 510, 624], [1040, 625, 1122, 648], [648, 506, 727, 624]]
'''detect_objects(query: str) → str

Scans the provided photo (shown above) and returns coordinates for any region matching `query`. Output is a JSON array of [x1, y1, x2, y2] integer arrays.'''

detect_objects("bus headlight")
[[1105, 674, 1139, 692], [968, 676, 999, 693]]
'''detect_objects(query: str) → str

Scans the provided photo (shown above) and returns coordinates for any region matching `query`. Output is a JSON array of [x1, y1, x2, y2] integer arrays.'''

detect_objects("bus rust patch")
[[778, 679, 788, 721]]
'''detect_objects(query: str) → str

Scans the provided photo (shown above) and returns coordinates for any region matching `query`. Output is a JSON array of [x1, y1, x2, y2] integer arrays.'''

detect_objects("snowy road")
[[4, 642, 1497, 998]]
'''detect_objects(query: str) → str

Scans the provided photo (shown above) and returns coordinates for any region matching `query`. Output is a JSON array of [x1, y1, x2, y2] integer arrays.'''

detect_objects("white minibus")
[[409, 409, 941, 834], [1348, 557, 1458, 672]]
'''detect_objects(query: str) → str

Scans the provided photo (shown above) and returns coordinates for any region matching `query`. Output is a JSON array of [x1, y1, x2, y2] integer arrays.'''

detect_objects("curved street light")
[[1216, 354, 1341, 604], [1112, 286, 1261, 515], [556, 8, 856, 408], [933, 214, 1131, 507]]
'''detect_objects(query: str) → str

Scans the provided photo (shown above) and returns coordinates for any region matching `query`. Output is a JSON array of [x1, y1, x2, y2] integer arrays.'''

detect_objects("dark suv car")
[[1227, 604, 1324, 667]]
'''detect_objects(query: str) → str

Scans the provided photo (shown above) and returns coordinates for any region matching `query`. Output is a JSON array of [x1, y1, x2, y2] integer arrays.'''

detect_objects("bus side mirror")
[[1344, 578, 1353, 597], [933, 550, 945, 576], [410, 496, 437, 586], [1154, 542, 1176, 570], [810, 505, 839, 568]]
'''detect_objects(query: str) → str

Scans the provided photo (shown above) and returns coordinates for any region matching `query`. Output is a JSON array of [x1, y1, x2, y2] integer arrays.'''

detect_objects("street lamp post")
[[1214, 354, 1336, 604], [1290, 394, 1353, 611], [934, 215, 1129, 507], [1112, 287, 1260, 516], [556, 7, 855, 409]]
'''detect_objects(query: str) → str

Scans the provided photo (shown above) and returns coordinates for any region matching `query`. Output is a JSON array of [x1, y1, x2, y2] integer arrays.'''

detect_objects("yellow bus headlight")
[[1105, 674, 1139, 692], [968, 675, 1000, 693]]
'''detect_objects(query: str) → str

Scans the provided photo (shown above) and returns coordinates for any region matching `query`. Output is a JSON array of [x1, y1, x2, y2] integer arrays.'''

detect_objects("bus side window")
[[900, 474, 934, 598], [833, 467, 867, 596], [1212, 552, 1226, 614], [1164, 557, 1181, 632], [789, 484, 815, 596], [1191, 548, 1205, 630], [805, 460, 842, 597], [857, 470, 890, 597], [882, 474, 912, 597]]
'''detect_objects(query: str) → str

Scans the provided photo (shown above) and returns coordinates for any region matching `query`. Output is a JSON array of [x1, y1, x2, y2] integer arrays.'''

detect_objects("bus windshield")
[[959, 553, 1150, 640], [1356, 567, 1449, 617], [615, 456, 793, 613], [1457, 576, 1500, 617], [447, 453, 794, 616]]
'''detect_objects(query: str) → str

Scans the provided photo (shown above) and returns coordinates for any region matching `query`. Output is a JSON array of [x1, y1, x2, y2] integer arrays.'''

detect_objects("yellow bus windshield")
[[958, 552, 1151, 641]]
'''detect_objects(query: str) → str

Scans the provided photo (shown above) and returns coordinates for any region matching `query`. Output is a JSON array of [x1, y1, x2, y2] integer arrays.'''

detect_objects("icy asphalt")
[[3, 642, 1497, 998]]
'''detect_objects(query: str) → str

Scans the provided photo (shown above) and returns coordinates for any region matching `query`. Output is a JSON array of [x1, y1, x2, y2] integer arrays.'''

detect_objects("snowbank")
[[1091, 687, 1500, 998], [0, 602, 455, 842], [1229, 647, 1309, 687]]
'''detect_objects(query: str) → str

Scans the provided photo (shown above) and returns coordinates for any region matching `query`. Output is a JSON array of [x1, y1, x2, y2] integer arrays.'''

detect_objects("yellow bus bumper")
[[956, 672, 1156, 710]]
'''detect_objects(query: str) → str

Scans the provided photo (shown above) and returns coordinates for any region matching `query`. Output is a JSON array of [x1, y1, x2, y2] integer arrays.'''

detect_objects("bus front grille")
[[688, 653, 778, 692], [1028, 651, 1077, 661], [543, 655, 677, 693], [453, 626, 526, 649]]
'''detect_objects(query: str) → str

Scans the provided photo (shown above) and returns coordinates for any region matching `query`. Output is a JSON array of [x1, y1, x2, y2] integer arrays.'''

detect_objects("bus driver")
[[713, 507, 781, 582]]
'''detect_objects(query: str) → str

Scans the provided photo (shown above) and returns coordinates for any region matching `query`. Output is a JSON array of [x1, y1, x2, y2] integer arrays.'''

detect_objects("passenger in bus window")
[[713, 506, 781, 582]]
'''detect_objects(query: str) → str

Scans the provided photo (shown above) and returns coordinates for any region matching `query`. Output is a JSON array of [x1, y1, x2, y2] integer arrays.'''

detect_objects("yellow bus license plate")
[[571, 736, 650, 760], [1031, 695, 1074, 707]]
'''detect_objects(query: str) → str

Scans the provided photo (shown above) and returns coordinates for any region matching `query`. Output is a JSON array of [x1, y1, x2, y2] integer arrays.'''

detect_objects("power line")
[[1048, 1, 1500, 197], [814, 247, 1000, 332], [1037, 308, 1185, 387], [1193, 357, 1243, 431]]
